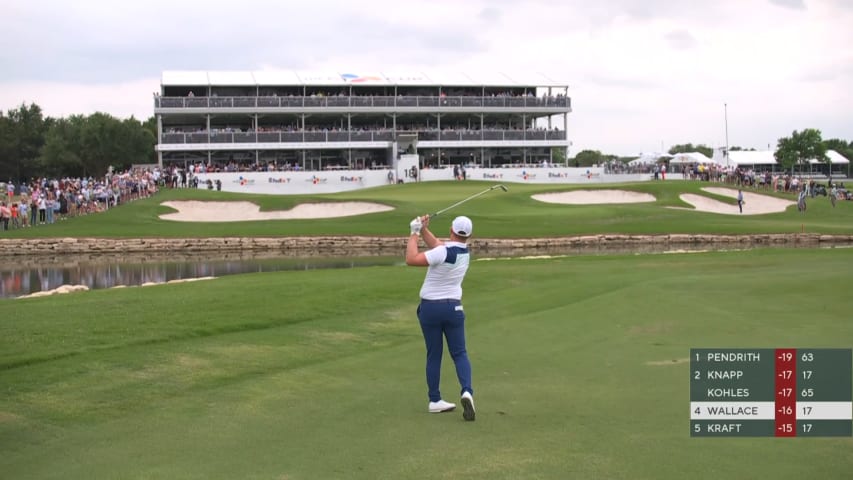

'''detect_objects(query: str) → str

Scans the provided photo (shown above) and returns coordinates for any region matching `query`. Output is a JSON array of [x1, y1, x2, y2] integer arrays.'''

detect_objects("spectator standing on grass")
[[10, 203, 19, 229], [830, 184, 837, 208], [29, 194, 38, 226], [58, 191, 68, 220], [0, 202, 10, 231], [45, 193, 54, 224], [797, 188, 807, 213], [52, 192, 60, 220], [38, 195, 47, 224], [18, 199, 28, 227]]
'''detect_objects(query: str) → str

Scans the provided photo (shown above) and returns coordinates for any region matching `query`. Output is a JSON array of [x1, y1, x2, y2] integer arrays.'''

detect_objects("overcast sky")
[[1, 0, 851, 156]]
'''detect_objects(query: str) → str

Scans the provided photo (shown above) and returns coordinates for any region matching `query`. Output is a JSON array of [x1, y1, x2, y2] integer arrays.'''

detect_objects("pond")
[[1, 242, 849, 299]]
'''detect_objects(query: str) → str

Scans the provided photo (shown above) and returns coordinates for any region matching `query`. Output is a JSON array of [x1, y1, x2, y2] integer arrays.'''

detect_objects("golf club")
[[430, 184, 509, 218]]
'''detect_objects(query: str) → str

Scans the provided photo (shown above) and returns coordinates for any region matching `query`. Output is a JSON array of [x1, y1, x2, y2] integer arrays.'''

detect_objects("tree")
[[0, 103, 49, 182], [572, 149, 604, 167], [0, 113, 11, 179], [668, 143, 713, 158], [39, 116, 86, 177], [774, 128, 827, 174], [551, 146, 566, 165], [76, 113, 155, 176]]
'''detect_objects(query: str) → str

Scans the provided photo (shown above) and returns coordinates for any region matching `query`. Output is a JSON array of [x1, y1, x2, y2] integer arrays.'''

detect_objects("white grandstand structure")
[[153, 71, 571, 171]]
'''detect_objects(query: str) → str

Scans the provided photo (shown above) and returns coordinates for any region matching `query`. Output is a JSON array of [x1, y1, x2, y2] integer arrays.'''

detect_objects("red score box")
[[775, 348, 797, 437]]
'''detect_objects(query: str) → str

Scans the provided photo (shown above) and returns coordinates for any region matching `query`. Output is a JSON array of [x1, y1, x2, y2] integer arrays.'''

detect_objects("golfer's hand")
[[409, 217, 423, 235], [421, 215, 431, 229]]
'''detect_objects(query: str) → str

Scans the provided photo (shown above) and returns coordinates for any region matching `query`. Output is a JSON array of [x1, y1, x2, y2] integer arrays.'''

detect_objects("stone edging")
[[1, 234, 851, 256]]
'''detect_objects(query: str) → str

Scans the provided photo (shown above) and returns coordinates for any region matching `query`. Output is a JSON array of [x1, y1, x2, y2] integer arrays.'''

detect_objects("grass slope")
[[1, 248, 851, 479]]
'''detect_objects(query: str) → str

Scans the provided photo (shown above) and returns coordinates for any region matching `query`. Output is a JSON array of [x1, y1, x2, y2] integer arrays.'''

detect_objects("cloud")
[[769, 0, 807, 9], [665, 30, 699, 49], [0, 1, 488, 83], [1, 0, 851, 157], [796, 57, 853, 82], [584, 73, 662, 89], [478, 6, 502, 21]]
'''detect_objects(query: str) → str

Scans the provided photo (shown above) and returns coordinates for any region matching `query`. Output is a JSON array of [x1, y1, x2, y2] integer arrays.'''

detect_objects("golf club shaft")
[[430, 184, 507, 217]]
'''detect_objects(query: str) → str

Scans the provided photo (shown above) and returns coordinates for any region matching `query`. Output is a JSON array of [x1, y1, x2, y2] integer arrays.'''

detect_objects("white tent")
[[669, 152, 713, 165], [808, 150, 850, 164], [711, 149, 848, 167], [629, 152, 671, 166], [711, 149, 777, 166], [728, 151, 777, 166]]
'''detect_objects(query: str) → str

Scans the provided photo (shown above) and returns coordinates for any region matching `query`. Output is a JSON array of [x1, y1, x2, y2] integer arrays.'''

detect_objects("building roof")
[[816, 150, 850, 164], [669, 152, 712, 164], [160, 70, 568, 88], [712, 149, 850, 166], [727, 150, 777, 165]]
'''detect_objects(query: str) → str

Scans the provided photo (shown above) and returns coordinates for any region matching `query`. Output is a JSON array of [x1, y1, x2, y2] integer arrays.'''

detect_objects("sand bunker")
[[531, 187, 794, 216], [532, 190, 656, 204], [676, 187, 795, 215], [160, 201, 394, 222]]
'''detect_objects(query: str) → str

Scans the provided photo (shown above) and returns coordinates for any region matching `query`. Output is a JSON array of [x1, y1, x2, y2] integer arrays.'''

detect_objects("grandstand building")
[[154, 71, 570, 171]]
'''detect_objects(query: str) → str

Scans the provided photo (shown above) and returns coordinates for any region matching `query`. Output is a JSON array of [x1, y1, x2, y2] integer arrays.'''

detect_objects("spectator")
[[19, 199, 28, 227], [0, 202, 10, 230], [38, 195, 47, 224], [10, 202, 19, 229]]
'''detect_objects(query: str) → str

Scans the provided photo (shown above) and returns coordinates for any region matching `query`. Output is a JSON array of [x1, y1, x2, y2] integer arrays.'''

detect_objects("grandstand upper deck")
[[155, 70, 571, 111]]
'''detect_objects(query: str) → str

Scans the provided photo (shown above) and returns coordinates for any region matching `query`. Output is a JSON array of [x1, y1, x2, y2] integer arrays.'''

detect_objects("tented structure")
[[809, 150, 850, 177], [669, 152, 713, 165], [628, 152, 671, 166], [724, 150, 777, 167]]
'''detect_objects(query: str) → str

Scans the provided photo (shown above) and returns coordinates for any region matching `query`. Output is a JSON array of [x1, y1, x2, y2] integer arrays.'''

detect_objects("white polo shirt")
[[419, 242, 470, 300]]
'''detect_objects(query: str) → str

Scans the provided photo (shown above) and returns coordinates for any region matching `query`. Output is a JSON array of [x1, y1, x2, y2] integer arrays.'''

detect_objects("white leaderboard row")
[[690, 402, 853, 420]]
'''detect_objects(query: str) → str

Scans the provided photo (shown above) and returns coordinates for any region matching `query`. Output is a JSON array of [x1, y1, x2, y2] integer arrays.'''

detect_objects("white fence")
[[191, 166, 629, 195]]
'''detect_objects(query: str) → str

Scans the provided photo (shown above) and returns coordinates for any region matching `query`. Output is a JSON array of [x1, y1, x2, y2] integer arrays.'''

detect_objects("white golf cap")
[[451, 216, 473, 237]]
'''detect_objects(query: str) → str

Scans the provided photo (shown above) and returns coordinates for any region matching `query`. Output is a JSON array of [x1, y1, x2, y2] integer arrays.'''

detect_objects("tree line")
[[0, 103, 156, 183]]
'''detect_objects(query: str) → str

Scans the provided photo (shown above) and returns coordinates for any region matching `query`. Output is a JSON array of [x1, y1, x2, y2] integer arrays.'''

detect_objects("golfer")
[[406, 214, 476, 421]]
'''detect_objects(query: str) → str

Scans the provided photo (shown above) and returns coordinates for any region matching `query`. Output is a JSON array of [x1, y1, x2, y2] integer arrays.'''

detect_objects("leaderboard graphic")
[[690, 348, 852, 437]]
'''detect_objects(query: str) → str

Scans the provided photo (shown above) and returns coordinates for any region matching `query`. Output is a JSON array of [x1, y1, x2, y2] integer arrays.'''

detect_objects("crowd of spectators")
[[156, 90, 570, 110], [170, 88, 567, 99], [1, 168, 159, 231], [165, 124, 562, 135]]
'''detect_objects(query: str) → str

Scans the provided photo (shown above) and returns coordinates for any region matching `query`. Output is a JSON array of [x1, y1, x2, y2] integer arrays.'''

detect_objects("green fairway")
[[3, 180, 853, 238], [1, 247, 851, 479]]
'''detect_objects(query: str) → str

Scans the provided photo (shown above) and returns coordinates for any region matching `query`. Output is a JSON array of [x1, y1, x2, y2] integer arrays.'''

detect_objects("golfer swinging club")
[[406, 214, 476, 421]]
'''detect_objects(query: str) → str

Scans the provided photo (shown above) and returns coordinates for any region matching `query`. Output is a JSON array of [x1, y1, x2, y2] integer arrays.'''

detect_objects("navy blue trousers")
[[417, 299, 473, 402]]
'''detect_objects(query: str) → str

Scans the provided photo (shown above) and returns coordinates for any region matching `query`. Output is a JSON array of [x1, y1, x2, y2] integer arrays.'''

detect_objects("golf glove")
[[410, 217, 423, 235]]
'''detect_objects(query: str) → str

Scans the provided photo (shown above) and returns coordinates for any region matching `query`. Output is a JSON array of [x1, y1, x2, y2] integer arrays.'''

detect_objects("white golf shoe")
[[461, 391, 475, 421], [428, 400, 456, 413]]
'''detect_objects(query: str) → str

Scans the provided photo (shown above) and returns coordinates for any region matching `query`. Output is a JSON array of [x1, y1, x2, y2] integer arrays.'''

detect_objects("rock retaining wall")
[[1, 234, 851, 256]]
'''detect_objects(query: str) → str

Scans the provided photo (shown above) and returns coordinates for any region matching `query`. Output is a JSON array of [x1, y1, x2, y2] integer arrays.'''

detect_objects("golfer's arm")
[[420, 227, 442, 249], [405, 234, 429, 266]]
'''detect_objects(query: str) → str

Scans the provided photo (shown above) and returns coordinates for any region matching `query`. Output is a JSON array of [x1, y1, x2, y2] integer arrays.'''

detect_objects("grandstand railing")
[[155, 95, 570, 109], [160, 129, 568, 144]]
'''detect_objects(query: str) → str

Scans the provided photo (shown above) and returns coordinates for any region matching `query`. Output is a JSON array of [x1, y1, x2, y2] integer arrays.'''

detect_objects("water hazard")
[[1, 242, 849, 299]]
